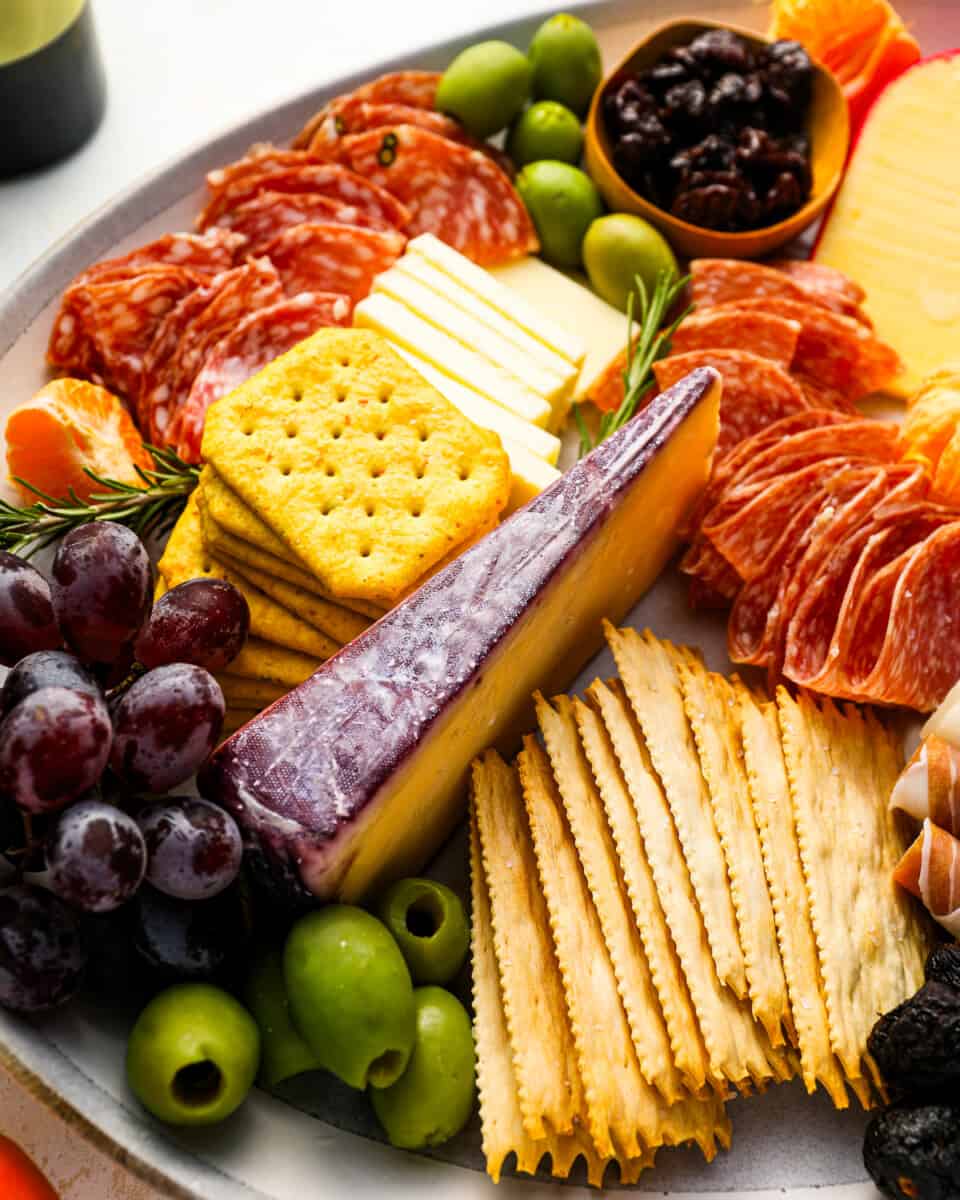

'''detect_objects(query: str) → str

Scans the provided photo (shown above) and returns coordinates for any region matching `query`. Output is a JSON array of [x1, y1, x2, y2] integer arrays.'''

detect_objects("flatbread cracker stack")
[[201, 327, 510, 607]]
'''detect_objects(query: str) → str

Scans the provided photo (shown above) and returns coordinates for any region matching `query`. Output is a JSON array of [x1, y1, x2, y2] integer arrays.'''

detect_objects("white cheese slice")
[[392, 347, 561, 465], [353, 292, 552, 429], [500, 437, 561, 513]]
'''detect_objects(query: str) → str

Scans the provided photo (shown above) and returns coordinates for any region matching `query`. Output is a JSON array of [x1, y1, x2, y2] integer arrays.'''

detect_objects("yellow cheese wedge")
[[815, 54, 960, 396], [353, 292, 552, 428], [201, 368, 720, 902], [406, 233, 586, 366], [374, 264, 573, 410], [489, 257, 628, 411]]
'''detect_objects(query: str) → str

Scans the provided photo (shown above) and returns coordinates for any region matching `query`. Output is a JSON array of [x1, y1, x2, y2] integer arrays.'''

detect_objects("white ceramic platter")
[[0, 1, 953, 1197]]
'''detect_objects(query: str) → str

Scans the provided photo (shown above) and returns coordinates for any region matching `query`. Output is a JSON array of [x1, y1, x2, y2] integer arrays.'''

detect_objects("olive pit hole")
[[172, 1060, 223, 1108], [367, 1049, 404, 1089], [405, 893, 444, 939]]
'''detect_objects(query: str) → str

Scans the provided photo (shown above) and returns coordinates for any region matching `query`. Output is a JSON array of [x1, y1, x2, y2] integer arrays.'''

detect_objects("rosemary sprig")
[[0, 445, 199, 557], [575, 269, 693, 456]]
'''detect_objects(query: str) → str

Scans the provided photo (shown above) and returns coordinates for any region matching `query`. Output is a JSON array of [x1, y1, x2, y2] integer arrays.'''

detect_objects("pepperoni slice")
[[140, 259, 284, 445], [706, 298, 902, 402], [171, 291, 352, 463], [690, 259, 867, 322], [198, 161, 410, 234], [292, 71, 441, 150], [652, 349, 811, 455], [260, 221, 405, 301], [335, 125, 538, 265], [766, 260, 867, 307]]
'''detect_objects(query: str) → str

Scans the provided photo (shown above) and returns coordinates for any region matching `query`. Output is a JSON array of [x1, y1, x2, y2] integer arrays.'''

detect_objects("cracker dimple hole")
[[280, 465, 292, 477], [292, 389, 303, 403], [360, 546, 371, 558], [340, 356, 351, 368], [286, 426, 297, 439], [321, 504, 332, 516], [378, 386, 392, 404], [332, 427, 342, 440], [415, 464, 425, 480], [375, 430, 385, 441], [325, 465, 336, 477], [411, 506, 422, 519], [365, 504, 375, 517], [371, 466, 384, 479], [336, 389, 347, 404], [419, 428, 429, 442], [459, 467, 470, 481], [242, 426, 254, 437]]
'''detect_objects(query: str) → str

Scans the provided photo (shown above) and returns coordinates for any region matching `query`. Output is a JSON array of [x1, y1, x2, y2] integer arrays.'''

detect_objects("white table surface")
[[0, 2, 547, 1195]]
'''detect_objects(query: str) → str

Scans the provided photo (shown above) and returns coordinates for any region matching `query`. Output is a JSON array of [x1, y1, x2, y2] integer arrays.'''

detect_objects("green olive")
[[243, 947, 321, 1088], [377, 877, 469, 985], [126, 983, 260, 1126], [582, 212, 679, 312], [436, 41, 532, 139], [507, 100, 584, 168], [370, 986, 476, 1149], [516, 160, 604, 267], [528, 14, 603, 118], [283, 905, 415, 1090]]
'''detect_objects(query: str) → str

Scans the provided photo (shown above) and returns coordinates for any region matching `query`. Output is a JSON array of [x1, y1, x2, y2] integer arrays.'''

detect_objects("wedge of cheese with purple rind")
[[200, 369, 721, 905]]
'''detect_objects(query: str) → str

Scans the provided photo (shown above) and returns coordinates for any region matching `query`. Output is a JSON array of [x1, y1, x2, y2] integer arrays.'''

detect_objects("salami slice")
[[335, 125, 538, 265], [673, 309, 801, 365], [216, 190, 393, 252], [140, 259, 284, 444], [766, 260, 867, 308], [652, 349, 811, 455], [171, 291, 352, 463], [306, 101, 466, 155], [690, 259, 867, 322], [198, 162, 411, 234], [706, 298, 902, 402], [292, 71, 441, 149], [72, 230, 245, 287], [48, 265, 207, 401], [260, 221, 405, 301]]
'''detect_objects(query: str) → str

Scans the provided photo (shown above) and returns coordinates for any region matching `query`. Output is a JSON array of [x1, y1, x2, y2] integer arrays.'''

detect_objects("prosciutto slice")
[[894, 819, 960, 936], [892, 737, 960, 837]]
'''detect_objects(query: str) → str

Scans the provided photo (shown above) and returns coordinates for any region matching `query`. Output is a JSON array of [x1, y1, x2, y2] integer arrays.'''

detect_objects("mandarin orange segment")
[[5, 378, 154, 503]]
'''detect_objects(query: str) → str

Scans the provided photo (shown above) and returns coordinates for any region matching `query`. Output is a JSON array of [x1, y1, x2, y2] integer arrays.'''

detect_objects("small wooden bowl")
[[584, 18, 850, 260]]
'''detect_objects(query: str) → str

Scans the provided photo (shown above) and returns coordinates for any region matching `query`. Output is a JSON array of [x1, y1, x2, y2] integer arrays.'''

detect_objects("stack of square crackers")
[[470, 625, 932, 1186], [157, 328, 511, 733]]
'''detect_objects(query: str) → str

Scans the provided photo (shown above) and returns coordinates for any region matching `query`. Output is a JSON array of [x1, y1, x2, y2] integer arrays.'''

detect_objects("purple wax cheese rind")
[[199, 367, 720, 903]]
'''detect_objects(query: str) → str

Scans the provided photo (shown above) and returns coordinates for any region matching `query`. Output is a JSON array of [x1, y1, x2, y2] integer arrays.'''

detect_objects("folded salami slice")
[[766, 260, 866, 307], [216, 190, 398, 251], [894, 819, 960, 937], [260, 221, 405, 301], [71, 229, 245, 288], [172, 291, 353, 463], [305, 101, 466, 155], [706, 298, 902, 402], [140, 258, 284, 444], [652, 349, 811, 455], [198, 161, 411, 234], [892, 737, 960, 837], [690, 259, 867, 322], [335, 125, 538, 265], [292, 71, 441, 150]]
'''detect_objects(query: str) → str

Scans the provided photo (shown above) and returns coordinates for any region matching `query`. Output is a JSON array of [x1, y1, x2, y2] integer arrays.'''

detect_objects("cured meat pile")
[[681, 409, 960, 712], [46, 73, 536, 463], [592, 258, 902, 457]]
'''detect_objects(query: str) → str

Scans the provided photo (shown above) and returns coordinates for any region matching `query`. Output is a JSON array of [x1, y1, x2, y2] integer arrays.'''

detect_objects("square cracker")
[[201, 327, 511, 606], [535, 692, 687, 1106], [518, 738, 730, 1165], [736, 688, 854, 1108], [471, 750, 586, 1142], [678, 660, 791, 1048], [777, 689, 930, 1086], [159, 493, 340, 661], [587, 677, 793, 1092], [469, 776, 613, 1187], [604, 623, 747, 999], [573, 693, 711, 1096]]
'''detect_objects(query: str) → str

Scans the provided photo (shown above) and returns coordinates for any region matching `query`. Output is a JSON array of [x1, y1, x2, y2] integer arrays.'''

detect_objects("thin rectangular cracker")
[[217, 674, 287, 708], [202, 328, 511, 606], [777, 689, 930, 1085], [535, 692, 687, 1105], [225, 638, 322, 688], [604, 623, 747, 998], [736, 688, 852, 1108], [587, 677, 793, 1092], [573, 694, 711, 1096], [469, 775, 612, 1187], [518, 739, 730, 1164], [678, 660, 791, 1047]]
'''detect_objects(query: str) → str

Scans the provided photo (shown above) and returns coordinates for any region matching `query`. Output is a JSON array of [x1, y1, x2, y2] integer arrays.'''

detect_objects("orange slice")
[[5, 378, 154, 503]]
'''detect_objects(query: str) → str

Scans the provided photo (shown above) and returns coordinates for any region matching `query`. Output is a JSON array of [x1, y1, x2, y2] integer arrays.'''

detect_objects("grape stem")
[[573, 268, 693, 457], [0, 445, 199, 557]]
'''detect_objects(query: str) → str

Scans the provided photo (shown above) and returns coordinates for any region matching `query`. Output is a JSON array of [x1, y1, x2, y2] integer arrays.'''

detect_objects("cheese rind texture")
[[815, 54, 960, 396], [200, 370, 720, 904]]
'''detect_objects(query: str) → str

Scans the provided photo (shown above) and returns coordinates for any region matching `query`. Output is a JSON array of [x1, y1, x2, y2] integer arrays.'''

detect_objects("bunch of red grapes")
[[0, 522, 252, 1015]]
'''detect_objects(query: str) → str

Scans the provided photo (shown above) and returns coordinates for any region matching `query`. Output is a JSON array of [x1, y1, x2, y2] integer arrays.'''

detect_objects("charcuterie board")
[[1, 3, 958, 1199]]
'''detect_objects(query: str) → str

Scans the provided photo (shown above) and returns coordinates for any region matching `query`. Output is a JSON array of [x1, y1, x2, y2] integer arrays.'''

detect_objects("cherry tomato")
[[0, 1135, 59, 1199]]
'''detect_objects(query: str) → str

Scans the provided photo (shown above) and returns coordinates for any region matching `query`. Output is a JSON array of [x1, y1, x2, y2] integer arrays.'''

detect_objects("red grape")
[[51, 523, 152, 665], [131, 884, 240, 981], [138, 797, 242, 901], [1, 650, 101, 718], [0, 551, 61, 667], [0, 883, 87, 1012], [47, 798, 146, 913], [0, 687, 112, 813], [135, 578, 250, 673], [110, 664, 225, 791]]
